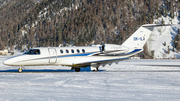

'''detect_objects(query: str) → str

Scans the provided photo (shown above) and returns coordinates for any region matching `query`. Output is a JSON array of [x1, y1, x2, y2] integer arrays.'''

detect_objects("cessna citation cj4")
[[3, 24, 169, 72]]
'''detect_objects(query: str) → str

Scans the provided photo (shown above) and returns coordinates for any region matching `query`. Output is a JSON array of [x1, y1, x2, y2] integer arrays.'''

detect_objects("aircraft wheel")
[[18, 68, 23, 73], [93, 68, 98, 72], [75, 68, 80, 72]]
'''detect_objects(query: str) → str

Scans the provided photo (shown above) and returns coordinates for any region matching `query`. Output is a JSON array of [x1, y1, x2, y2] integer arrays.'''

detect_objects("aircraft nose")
[[3, 59, 13, 66]]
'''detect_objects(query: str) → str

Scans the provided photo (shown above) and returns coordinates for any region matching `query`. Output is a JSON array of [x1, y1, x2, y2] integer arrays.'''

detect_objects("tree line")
[[0, 0, 179, 58]]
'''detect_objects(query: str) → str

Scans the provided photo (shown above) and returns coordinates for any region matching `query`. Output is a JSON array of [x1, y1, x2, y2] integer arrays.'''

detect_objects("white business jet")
[[3, 24, 168, 72]]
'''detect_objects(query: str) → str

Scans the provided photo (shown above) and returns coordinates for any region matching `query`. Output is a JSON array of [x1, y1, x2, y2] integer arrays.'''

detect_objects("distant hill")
[[0, 0, 179, 58], [146, 15, 180, 59]]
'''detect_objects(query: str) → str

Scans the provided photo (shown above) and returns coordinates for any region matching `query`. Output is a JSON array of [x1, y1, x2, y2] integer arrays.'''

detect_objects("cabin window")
[[71, 49, 74, 53], [77, 49, 80, 53], [82, 49, 85, 53], [60, 50, 63, 54], [24, 49, 40, 55], [66, 50, 69, 53]]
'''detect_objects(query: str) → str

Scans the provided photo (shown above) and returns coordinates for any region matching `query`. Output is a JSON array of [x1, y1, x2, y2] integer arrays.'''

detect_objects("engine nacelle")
[[101, 44, 129, 55]]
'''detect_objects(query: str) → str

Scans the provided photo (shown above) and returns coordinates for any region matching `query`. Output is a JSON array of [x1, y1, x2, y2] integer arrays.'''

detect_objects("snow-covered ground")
[[0, 56, 180, 101]]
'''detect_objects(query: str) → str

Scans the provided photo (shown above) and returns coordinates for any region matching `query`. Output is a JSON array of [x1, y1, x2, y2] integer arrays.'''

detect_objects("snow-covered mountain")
[[147, 12, 180, 59], [0, 0, 179, 59]]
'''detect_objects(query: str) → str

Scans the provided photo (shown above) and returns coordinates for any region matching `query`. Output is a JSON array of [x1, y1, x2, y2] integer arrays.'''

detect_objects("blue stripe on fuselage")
[[16, 49, 142, 62]]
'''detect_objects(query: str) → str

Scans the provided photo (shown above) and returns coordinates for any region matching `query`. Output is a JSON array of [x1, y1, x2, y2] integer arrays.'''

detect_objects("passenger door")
[[48, 48, 57, 63]]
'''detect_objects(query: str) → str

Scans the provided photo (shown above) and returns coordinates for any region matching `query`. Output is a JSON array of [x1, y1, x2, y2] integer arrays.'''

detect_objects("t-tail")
[[122, 24, 171, 54]]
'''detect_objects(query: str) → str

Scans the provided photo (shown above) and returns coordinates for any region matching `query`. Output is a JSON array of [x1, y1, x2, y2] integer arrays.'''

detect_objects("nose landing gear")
[[18, 66, 25, 73], [18, 68, 22, 73]]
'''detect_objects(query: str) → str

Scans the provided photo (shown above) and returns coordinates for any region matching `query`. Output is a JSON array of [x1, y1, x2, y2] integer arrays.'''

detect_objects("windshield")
[[24, 49, 40, 55]]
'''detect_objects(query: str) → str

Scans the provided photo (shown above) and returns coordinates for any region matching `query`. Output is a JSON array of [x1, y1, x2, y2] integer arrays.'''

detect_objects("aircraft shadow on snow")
[[0, 67, 105, 73], [1, 67, 180, 73]]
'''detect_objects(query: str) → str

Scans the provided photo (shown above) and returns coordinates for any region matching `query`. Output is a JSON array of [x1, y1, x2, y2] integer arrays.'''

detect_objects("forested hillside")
[[0, 0, 179, 54]]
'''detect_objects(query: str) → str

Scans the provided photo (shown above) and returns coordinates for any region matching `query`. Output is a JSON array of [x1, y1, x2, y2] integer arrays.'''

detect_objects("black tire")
[[18, 68, 22, 73], [75, 68, 81, 72], [93, 68, 98, 72]]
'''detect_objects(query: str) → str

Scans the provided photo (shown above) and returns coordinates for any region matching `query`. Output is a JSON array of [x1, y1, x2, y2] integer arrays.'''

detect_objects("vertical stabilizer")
[[122, 24, 161, 49]]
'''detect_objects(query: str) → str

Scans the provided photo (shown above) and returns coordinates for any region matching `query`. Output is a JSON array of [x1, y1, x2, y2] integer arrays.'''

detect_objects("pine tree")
[[161, 18, 164, 25]]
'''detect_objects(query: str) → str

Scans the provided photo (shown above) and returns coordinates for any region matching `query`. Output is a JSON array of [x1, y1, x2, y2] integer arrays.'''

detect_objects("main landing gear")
[[71, 67, 81, 72], [90, 63, 99, 72], [18, 66, 25, 73], [71, 66, 99, 72], [75, 68, 81, 72], [92, 67, 98, 72]]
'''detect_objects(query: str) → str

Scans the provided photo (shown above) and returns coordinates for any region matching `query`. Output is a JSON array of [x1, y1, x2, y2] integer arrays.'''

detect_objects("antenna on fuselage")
[[99, 41, 105, 52], [59, 44, 63, 47]]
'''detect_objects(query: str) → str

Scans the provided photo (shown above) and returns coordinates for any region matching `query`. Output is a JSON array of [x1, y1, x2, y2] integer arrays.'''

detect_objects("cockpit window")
[[24, 49, 40, 55], [34, 49, 40, 54]]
